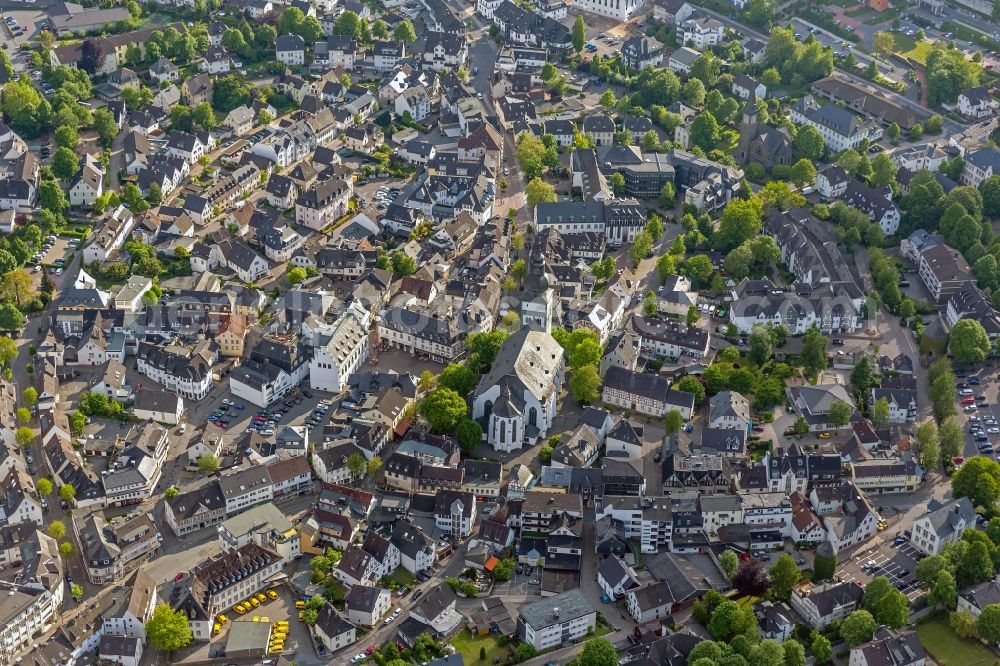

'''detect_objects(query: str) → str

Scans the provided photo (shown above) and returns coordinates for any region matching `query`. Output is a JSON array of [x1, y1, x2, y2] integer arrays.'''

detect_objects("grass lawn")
[[139, 11, 177, 28], [916, 620, 996, 666], [391, 567, 415, 586], [844, 5, 872, 17], [451, 630, 510, 666], [891, 31, 917, 52], [864, 8, 895, 23], [942, 20, 1000, 50]]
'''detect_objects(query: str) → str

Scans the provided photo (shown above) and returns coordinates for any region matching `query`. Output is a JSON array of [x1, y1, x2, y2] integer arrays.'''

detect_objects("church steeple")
[[741, 90, 758, 128]]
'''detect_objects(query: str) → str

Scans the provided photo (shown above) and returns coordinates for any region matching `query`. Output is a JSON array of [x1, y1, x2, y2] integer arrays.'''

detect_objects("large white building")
[[190, 543, 283, 615], [517, 589, 597, 651], [217, 502, 300, 564], [677, 15, 724, 49], [135, 342, 215, 401], [574, 0, 641, 20], [471, 328, 565, 452], [309, 313, 368, 393], [910, 497, 976, 555], [789, 97, 881, 153]]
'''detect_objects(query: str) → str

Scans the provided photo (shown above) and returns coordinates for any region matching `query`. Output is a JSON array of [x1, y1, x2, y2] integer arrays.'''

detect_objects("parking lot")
[[836, 538, 925, 602], [959, 372, 1000, 459], [170, 583, 314, 662], [38, 235, 76, 268]]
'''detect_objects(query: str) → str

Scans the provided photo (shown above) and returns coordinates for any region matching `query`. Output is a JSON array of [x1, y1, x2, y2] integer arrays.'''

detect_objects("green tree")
[[467, 330, 509, 373], [36, 478, 53, 496], [952, 456, 1000, 509], [525, 177, 557, 209], [0, 303, 23, 331], [827, 400, 853, 428], [346, 453, 366, 479], [708, 600, 757, 641], [146, 603, 194, 652], [438, 364, 478, 396], [916, 555, 950, 589], [978, 604, 1000, 643], [455, 418, 482, 453], [938, 415, 964, 464], [718, 550, 739, 579], [197, 453, 220, 474], [950, 319, 991, 363], [164, 486, 179, 499], [69, 412, 86, 437], [629, 230, 653, 267], [390, 252, 416, 277], [783, 640, 805, 666], [715, 197, 763, 252], [690, 111, 720, 152], [52, 147, 80, 181], [659, 182, 676, 208], [572, 15, 586, 53], [569, 365, 602, 404], [39, 180, 69, 214], [841, 610, 877, 646], [793, 124, 824, 161], [419, 388, 468, 433], [683, 78, 706, 106], [812, 635, 832, 664], [15, 408, 31, 425], [578, 638, 617, 666], [664, 409, 684, 435], [514, 643, 537, 662], [952, 609, 979, 638], [54, 124, 78, 149], [686, 304, 700, 326], [14, 427, 33, 449], [873, 31, 895, 57], [682, 254, 714, 286], [47, 520, 66, 540], [789, 158, 816, 187], [286, 267, 307, 285], [929, 570, 957, 610], [870, 397, 891, 430], [801, 327, 830, 375], [915, 419, 940, 471], [192, 102, 216, 131], [94, 108, 120, 148], [393, 19, 417, 42], [676, 375, 706, 405], [769, 554, 800, 600], [747, 324, 774, 366]]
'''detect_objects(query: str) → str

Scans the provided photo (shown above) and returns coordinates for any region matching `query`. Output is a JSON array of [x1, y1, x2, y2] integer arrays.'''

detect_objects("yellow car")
[[249, 598, 261, 608], [213, 623, 221, 635], [273, 629, 286, 637], [298, 611, 305, 620], [295, 600, 306, 609], [267, 589, 279, 600], [252, 616, 261, 622], [234, 604, 247, 614], [275, 622, 289, 630], [260, 617, 269, 624], [818, 432, 832, 439], [255, 592, 267, 603], [217, 614, 228, 624], [269, 646, 282, 654], [270, 643, 284, 652]]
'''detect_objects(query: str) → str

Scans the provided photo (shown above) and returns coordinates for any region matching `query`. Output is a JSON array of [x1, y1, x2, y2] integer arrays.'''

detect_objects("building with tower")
[[471, 328, 566, 452], [735, 93, 792, 169], [519, 240, 559, 333]]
